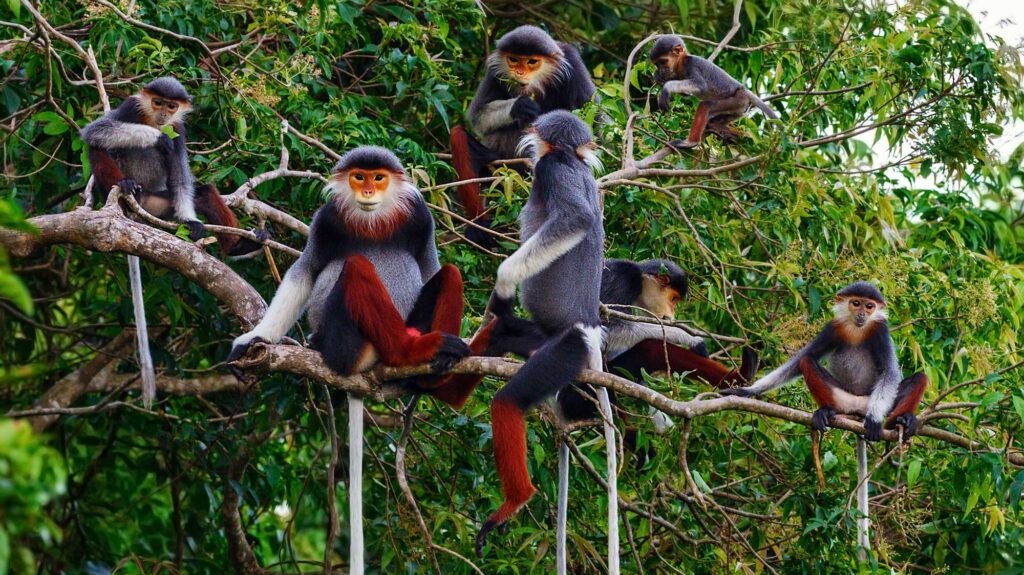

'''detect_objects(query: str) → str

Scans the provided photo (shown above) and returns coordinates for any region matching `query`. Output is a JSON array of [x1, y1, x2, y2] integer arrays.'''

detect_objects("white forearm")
[[234, 270, 312, 345], [494, 230, 585, 298], [473, 99, 516, 135]]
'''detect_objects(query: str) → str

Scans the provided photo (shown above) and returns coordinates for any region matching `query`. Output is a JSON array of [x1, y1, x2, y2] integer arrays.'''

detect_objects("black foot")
[[476, 519, 502, 557], [486, 292, 516, 320], [668, 139, 699, 151], [116, 178, 143, 196], [893, 413, 919, 438], [691, 340, 709, 358], [719, 387, 755, 397], [430, 334, 471, 373], [863, 417, 883, 442], [252, 228, 271, 243], [739, 345, 761, 382], [811, 407, 836, 433], [465, 217, 495, 249], [185, 220, 206, 241]]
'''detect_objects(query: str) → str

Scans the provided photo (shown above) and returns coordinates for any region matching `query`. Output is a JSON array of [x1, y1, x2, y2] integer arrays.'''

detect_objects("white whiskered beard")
[[576, 144, 602, 173], [488, 52, 570, 97], [324, 178, 417, 233], [516, 131, 544, 163]]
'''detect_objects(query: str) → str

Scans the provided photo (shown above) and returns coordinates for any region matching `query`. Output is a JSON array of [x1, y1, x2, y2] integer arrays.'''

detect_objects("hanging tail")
[[748, 91, 779, 119]]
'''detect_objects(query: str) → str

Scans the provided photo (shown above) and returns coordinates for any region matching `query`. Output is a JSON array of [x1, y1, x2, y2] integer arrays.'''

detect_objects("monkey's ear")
[[654, 274, 671, 287], [671, 45, 685, 55]]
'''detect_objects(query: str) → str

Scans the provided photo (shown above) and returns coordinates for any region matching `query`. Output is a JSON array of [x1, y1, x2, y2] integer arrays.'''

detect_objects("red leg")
[[450, 126, 484, 221], [887, 373, 928, 421], [687, 101, 711, 143], [193, 184, 247, 255], [610, 340, 745, 388], [430, 319, 496, 409], [799, 356, 835, 409], [343, 256, 446, 366], [480, 397, 536, 534], [88, 148, 124, 195]]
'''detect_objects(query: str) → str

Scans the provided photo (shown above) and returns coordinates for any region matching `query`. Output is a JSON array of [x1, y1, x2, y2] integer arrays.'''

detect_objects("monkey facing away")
[[650, 35, 778, 149], [721, 281, 928, 441], [469, 111, 619, 574], [450, 25, 596, 246], [81, 77, 267, 257]]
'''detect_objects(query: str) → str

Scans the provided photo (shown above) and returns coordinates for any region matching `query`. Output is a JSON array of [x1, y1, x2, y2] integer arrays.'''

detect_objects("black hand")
[[863, 417, 884, 442], [658, 88, 673, 112], [719, 387, 755, 397], [116, 178, 143, 196], [487, 291, 515, 320], [430, 334, 471, 373], [510, 96, 541, 128], [184, 220, 205, 241], [252, 229, 272, 243], [227, 337, 266, 381], [691, 340, 709, 358], [811, 407, 836, 432], [894, 413, 919, 438], [156, 133, 175, 155]]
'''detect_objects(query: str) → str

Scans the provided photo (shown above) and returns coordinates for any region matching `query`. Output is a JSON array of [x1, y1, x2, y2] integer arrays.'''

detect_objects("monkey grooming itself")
[[450, 25, 596, 247], [722, 281, 927, 442], [650, 35, 778, 149], [81, 77, 267, 257]]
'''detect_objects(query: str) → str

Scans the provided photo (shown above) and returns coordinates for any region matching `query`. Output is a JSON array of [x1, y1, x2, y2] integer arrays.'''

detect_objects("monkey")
[[81, 77, 268, 257], [650, 35, 778, 149], [468, 110, 619, 575], [449, 25, 596, 247], [227, 145, 471, 385], [226, 146, 472, 575], [720, 281, 928, 442]]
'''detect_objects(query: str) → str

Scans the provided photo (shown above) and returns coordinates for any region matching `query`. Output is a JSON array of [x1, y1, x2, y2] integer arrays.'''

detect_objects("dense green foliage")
[[1, 0, 1023, 573]]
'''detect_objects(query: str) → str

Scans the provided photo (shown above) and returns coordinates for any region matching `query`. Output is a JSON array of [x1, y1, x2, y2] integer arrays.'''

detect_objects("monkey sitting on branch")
[[721, 281, 928, 442], [651, 35, 778, 149]]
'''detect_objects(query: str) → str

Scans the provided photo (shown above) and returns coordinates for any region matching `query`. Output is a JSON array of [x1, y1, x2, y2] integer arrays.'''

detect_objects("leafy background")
[[1, 0, 1023, 573]]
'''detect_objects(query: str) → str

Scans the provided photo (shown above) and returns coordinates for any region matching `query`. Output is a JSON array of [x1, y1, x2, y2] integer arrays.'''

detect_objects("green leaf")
[[907, 459, 922, 490], [0, 271, 33, 314], [161, 124, 180, 139]]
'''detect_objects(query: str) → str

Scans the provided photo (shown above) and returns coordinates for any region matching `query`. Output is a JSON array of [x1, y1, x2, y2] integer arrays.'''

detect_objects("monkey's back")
[[685, 56, 744, 100], [519, 154, 603, 333]]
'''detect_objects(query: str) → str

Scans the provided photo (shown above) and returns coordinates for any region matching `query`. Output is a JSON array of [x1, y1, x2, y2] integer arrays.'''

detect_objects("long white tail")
[[598, 388, 619, 575], [856, 438, 870, 559], [556, 440, 569, 575], [349, 397, 364, 575], [748, 91, 779, 120], [127, 255, 156, 407]]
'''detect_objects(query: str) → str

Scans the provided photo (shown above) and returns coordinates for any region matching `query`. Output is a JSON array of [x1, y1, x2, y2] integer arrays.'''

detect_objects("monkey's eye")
[[658, 59, 668, 66], [527, 58, 539, 66], [866, 302, 875, 310], [851, 300, 861, 308], [508, 56, 520, 64], [167, 102, 178, 111], [353, 173, 364, 181], [153, 98, 164, 107], [374, 174, 385, 182]]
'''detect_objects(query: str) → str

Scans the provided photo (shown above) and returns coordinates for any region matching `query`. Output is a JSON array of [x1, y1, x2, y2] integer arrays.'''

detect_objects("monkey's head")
[[137, 77, 192, 128], [635, 259, 688, 320], [833, 281, 887, 331], [325, 146, 417, 237], [517, 110, 600, 171], [650, 35, 688, 83], [491, 25, 567, 95]]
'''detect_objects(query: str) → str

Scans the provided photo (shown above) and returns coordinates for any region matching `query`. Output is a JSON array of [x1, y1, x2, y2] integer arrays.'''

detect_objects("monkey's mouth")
[[854, 317, 867, 328], [356, 200, 382, 212]]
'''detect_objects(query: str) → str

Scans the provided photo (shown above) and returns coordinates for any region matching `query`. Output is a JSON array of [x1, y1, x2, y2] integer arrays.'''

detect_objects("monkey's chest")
[[112, 148, 169, 193], [829, 348, 878, 395]]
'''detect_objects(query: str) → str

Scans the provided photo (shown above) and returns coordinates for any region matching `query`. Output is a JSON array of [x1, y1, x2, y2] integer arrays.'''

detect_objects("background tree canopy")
[[1, 0, 1023, 573]]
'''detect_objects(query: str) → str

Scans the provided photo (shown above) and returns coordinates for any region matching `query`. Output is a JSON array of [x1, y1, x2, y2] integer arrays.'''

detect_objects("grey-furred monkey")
[[473, 110, 620, 575], [721, 281, 928, 441], [80, 77, 268, 257], [650, 35, 778, 149]]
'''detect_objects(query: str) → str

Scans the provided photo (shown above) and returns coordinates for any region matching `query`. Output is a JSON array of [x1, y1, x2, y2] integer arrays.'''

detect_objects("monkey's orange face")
[[504, 54, 546, 84], [835, 296, 885, 329], [140, 89, 191, 127], [638, 274, 683, 320], [346, 169, 393, 212]]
